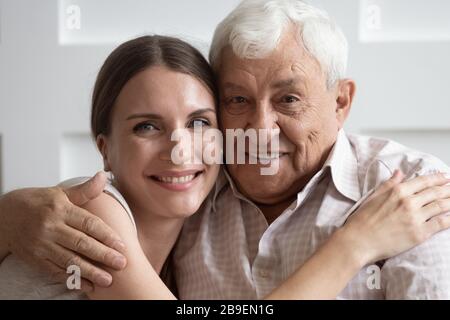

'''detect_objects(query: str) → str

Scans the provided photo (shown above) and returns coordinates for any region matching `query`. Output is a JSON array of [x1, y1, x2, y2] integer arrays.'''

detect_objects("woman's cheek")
[[115, 139, 151, 171], [201, 132, 223, 165]]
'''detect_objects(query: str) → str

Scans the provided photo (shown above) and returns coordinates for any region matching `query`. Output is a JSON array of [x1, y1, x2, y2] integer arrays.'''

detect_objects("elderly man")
[[1, 0, 450, 299]]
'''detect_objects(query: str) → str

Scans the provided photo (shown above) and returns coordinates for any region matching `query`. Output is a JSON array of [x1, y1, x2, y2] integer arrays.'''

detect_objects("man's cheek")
[[220, 115, 242, 129]]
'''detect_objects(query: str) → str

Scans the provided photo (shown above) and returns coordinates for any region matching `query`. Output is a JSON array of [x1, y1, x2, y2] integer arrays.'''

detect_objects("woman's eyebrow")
[[126, 113, 163, 120], [126, 108, 215, 120]]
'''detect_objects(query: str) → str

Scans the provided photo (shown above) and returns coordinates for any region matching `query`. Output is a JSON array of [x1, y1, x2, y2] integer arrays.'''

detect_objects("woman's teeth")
[[155, 174, 196, 184]]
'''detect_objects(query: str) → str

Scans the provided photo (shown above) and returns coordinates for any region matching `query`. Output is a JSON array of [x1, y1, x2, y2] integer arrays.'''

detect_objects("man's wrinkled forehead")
[[217, 45, 320, 90]]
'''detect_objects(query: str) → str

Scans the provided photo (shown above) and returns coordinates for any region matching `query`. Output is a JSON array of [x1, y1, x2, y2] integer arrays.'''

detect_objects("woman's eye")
[[281, 95, 300, 103], [189, 118, 210, 128], [133, 122, 158, 133]]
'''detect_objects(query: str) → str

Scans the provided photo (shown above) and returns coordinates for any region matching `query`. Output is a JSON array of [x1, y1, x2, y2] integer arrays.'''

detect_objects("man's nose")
[[247, 100, 278, 130], [245, 101, 280, 148]]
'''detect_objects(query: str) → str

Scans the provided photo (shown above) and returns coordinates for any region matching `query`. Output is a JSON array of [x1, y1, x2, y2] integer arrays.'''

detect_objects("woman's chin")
[[150, 192, 203, 219], [165, 202, 201, 219]]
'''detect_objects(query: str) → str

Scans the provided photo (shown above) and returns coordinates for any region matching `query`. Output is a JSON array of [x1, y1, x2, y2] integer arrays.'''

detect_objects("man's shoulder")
[[346, 132, 450, 190]]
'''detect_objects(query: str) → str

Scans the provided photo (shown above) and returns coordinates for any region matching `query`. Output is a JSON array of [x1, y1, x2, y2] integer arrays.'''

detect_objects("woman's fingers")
[[426, 213, 450, 237], [392, 173, 450, 199], [412, 185, 450, 208], [45, 242, 113, 288], [346, 172, 450, 263], [54, 225, 126, 271], [367, 170, 404, 201], [65, 204, 126, 254], [421, 198, 450, 221]]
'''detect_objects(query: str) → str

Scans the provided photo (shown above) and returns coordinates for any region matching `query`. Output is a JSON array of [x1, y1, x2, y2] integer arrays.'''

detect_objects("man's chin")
[[227, 163, 298, 198], [234, 180, 293, 204]]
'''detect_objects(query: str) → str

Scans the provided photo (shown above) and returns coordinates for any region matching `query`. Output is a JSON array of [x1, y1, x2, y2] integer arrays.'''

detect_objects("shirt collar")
[[322, 129, 362, 202], [211, 168, 232, 212], [211, 167, 257, 212], [211, 129, 362, 211]]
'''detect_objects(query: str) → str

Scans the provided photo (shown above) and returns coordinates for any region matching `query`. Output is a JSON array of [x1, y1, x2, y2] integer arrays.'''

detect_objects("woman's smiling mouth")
[[149, 170, 204, 191], [154, 175, 196, 184]]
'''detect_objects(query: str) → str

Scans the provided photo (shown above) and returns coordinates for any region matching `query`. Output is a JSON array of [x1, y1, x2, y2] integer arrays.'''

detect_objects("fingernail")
[[392, 170, 403, 179], [112, 240, 126, 252], [112, 256, 126, 269], [95, 274, 112, 287]]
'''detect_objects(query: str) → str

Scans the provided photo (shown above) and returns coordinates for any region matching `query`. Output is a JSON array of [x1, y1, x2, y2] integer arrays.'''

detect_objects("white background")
[[1, 0, 450, 194]]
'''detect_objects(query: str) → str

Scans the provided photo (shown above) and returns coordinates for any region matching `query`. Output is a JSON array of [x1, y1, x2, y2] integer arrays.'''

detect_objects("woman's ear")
[[335, 79, 356, 129], [96, 134, 111, 172]]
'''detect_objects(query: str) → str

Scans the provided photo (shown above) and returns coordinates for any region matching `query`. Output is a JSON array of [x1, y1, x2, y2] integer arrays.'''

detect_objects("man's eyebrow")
[[271, 78, 303, 89], [222, 82, 247, 91], [188, 108, 216, 117], [126, 113, 163, 120]]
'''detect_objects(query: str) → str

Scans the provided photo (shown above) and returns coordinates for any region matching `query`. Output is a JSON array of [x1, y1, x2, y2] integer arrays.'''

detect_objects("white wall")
[[0, 135, 2, 193], [0, 0, 449, 194], [314, 0, 450, 165]]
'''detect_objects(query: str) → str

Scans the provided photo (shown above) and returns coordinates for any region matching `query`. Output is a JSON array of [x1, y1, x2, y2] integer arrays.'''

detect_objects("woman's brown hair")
[[91, 35, 217, 138]]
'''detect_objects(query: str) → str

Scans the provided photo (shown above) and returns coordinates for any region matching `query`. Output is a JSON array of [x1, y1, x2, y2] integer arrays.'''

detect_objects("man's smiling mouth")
[[246, 152, 289, 162]]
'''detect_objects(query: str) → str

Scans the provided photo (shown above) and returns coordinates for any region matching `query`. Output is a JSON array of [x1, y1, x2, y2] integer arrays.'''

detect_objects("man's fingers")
[[46, 242, 113, 288], [47, 262, 95, 293], [65, 205, 126, 254], [78, 278, 95, 293], [64, 172, 107, 205], [55, 225, 126, 270], [39, 259, 94, 293]]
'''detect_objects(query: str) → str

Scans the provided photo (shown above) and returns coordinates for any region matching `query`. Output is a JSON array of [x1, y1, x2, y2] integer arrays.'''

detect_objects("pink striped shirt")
[[173, 130, 450, 299]]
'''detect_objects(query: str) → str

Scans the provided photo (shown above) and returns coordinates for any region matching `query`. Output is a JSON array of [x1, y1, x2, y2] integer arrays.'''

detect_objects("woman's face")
[[98, 65, 220, 219]]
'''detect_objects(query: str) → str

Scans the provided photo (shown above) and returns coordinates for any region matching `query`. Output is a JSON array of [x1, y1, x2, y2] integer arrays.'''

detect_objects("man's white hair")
[[209, 0, 348, 88]]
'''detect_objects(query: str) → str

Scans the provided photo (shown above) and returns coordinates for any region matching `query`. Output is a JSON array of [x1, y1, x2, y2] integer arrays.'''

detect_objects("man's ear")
[[335, 79, 356, 129], [96, 134, 111, 172]]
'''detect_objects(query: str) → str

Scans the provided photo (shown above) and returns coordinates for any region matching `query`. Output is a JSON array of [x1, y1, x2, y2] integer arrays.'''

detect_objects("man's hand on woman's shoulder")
[[0, 172, 127, 292]]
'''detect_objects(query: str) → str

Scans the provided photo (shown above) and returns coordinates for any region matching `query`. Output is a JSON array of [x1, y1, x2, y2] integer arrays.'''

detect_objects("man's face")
[[217, 28, 352, 205]]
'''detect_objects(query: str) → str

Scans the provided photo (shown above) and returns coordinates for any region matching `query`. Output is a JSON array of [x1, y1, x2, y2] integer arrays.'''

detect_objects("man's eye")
[[190, 118, 210, 128], [133, 122, 158, 133], [281, 95, 300, 103], [229, 96, 247, 104]]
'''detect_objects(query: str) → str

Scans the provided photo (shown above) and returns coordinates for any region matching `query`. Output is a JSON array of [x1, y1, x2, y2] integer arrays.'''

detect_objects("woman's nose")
[[159, 129, 200, 165], [159, 139, 177, 163]]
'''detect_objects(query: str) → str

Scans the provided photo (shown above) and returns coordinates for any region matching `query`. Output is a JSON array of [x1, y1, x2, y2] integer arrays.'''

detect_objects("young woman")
[[0, 35, 449, 299]]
